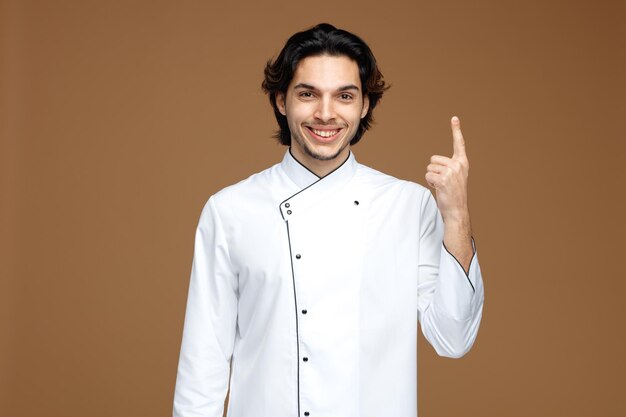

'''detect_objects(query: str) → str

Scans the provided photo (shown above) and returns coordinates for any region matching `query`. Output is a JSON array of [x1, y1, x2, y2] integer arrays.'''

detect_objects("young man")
[[174, 23, 484, 417]]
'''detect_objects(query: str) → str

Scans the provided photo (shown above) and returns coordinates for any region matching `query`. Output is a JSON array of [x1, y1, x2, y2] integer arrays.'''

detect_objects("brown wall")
[[2, 0, 625, 416]]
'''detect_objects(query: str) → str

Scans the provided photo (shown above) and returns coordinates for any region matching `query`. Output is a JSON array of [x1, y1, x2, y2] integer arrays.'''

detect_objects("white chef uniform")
[[174, 150, 484, 417]]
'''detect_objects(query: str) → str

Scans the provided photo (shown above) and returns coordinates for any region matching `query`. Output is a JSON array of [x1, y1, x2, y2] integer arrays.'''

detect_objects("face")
[[276, 55, 369, 175]]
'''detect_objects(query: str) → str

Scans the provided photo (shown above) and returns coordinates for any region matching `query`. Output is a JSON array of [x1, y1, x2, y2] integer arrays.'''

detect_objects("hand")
[[425, 116, 470, 223]]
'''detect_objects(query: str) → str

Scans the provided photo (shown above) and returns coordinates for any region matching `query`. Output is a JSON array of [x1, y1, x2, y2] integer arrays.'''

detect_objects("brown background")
[[2, 0, 625, 416]]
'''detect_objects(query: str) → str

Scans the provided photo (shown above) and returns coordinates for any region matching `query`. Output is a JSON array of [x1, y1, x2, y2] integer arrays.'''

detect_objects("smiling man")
[[277, 54, 368, 175], [173, 23, 484, 417]]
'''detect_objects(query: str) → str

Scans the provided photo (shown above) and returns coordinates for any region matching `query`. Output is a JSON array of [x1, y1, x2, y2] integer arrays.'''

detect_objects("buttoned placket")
[[281, 198, 313, 417], [282, 195, 364, 417]]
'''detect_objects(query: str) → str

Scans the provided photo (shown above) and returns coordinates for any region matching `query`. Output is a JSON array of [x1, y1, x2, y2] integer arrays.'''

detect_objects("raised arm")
[[418, 116, 484, 358]]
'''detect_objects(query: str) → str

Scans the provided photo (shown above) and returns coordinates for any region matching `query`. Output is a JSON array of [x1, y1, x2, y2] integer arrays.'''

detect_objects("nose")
[[314, 96, 335, 122]]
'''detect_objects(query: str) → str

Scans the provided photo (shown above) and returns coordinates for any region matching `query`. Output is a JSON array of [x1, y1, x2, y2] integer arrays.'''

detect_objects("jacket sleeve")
[[173, 197, 238, 416], [417, 190, 484, 358]]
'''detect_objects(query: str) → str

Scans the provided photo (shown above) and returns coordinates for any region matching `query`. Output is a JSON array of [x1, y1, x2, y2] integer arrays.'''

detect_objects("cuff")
[[434, 237, 484, 321], [442, 236, 477, 292]]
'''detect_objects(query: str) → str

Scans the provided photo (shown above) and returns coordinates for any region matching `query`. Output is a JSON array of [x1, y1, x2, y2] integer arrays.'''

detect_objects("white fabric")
[[173, 150, 484, 417]]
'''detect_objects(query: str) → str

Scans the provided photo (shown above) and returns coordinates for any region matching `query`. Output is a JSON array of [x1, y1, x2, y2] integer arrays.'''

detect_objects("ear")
[[276, 92, 287, 116], [361, 95, 370, 119]]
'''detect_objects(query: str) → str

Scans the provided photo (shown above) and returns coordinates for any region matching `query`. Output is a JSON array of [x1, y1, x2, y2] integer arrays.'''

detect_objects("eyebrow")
[[293, 83, 360, 92]]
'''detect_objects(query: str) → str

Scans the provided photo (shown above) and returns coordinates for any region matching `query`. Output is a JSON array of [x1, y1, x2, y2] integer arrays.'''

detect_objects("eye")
[[299, 91, 314, 99], [339, 93, 354, 101]]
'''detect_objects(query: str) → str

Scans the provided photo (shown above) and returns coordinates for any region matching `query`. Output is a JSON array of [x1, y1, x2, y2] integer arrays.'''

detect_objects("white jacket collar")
[[281, 148, 357, 189], [279, 149, 358, 220]]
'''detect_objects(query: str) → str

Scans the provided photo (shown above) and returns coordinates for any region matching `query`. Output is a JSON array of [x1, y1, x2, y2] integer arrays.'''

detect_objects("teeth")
[[311, 128, 339, 138]]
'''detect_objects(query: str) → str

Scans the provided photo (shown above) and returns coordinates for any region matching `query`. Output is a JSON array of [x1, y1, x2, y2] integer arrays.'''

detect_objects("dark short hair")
[[262, 23, 390, 146]]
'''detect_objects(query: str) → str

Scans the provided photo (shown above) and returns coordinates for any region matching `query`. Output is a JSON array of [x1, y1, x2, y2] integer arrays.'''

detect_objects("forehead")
[[291, 55, 361, 90]]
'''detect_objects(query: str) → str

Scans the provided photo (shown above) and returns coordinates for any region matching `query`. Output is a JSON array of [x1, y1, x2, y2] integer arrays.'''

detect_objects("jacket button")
[[295, 254, 301, 259], [302, 309, 307, 314], [303, 357, 308, 362], [304, 413, 310, 416], [287, 210, 292, 215], [285, 203, 290, 208]]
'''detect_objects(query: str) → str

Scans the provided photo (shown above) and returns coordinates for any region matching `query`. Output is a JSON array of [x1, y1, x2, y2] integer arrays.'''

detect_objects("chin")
[[305, 136, 350, 159], [304, 143, 347, 161]]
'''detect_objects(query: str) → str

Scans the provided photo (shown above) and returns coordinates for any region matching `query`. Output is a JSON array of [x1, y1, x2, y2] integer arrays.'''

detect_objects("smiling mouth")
[[306, 126, 342, 141]]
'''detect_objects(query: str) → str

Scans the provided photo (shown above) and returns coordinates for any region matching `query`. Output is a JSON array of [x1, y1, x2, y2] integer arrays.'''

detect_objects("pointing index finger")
[[451, 116, 466, 158]]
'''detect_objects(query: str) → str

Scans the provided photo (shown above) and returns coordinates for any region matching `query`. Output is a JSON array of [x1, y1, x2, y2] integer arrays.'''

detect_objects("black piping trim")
[[279, 151, 352, 220], [442, 236, 477, 293], [289, 148, 321, 179], [285, 222, 301, 416]]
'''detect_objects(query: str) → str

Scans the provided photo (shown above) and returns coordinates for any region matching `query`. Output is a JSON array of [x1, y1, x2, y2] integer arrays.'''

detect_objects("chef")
[[173, 23, 484, 417]]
